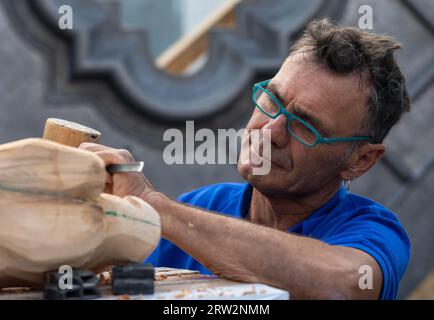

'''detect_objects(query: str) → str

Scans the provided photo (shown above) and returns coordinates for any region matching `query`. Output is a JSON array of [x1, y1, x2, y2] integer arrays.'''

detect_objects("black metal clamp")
[[43, 269, 101, 300], [112, 263, 154, 295]]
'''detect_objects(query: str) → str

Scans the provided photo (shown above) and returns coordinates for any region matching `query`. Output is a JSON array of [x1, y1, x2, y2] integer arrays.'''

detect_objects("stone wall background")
[[0, 0, 433, 298]]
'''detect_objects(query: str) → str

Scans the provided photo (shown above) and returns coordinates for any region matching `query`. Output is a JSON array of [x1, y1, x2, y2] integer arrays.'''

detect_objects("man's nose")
[[262, 114, 290, 148]]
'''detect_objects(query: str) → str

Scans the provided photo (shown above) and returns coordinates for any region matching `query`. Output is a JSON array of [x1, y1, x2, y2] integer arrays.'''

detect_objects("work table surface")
[[0, 267, 289, 300]]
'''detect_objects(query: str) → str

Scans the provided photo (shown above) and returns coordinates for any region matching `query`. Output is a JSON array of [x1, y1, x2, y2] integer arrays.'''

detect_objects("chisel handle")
[[43, 118, 101, 148]]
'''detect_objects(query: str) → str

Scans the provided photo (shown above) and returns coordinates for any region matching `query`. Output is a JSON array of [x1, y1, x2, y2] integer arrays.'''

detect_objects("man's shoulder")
[[345, 192, 400, 221], [327, 190, 411, 260], [334, 191, 407, 234], [315, 189, 410, 251], [177, 182, 249, 213]]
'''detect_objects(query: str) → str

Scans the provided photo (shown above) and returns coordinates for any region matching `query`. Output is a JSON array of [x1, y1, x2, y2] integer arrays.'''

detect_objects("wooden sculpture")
[[0, 119, 160, 288]]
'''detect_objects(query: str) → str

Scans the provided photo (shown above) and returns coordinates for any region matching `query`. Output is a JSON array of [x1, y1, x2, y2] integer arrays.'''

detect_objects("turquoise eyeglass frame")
[[252, 79, 375, 148]]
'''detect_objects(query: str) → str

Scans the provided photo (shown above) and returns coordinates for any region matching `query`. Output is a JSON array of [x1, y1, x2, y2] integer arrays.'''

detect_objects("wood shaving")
[[155, 274, 168, 281], [98, 270, 112, 286], [173, 289, 191, 299], [0, 287, 31, 294]]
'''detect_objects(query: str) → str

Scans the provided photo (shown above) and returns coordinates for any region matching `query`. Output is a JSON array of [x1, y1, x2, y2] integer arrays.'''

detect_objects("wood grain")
[[0, 138, 160, 288], [0, 138, 106, 200]]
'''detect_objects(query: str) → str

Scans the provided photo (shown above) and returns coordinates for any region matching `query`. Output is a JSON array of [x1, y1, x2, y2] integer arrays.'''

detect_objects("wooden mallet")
[[42, 118, 144, 173], [43, 118, 101, 148]]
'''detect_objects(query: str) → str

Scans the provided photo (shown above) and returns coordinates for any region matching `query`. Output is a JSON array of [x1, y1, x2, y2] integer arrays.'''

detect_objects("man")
[[80, 19, 410, 299]]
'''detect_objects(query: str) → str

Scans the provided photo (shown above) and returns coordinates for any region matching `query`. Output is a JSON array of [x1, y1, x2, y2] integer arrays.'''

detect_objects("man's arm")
[[145, 192, 382, 300], [78, 142, 382, 300]]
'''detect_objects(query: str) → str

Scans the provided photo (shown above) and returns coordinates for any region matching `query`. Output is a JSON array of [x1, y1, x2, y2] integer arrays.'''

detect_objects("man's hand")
[[79, 143, 157, 200]]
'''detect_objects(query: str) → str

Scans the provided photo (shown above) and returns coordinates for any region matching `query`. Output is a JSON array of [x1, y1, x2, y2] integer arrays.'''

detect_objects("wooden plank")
[[156, 0, 242, 74]]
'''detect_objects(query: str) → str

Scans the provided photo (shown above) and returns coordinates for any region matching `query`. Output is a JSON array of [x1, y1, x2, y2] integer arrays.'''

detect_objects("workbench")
[[0, 268, 289, 300]]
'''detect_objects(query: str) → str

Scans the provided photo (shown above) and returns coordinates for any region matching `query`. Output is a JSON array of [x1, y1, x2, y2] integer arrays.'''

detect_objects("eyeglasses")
[[252, 79, 375, 148]]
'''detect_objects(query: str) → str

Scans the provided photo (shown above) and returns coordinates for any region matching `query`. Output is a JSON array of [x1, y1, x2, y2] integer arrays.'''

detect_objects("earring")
[[343, 178, 353, 191]]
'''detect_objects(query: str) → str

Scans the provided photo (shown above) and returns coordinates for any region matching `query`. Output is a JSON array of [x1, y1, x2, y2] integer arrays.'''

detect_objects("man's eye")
[[265, 97, 278, 109], [294, 113, 310, 124]]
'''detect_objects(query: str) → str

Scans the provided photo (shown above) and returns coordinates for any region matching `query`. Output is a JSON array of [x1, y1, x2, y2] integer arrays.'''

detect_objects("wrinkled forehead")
[[277, 54, 372, 104], [272, 54, 372, 134]]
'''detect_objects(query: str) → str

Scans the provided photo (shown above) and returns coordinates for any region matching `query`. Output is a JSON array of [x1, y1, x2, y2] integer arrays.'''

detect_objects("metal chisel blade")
[[106, 161, 144, 174]]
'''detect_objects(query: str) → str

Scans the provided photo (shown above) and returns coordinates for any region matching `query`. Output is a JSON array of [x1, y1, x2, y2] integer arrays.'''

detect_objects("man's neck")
[[247, 183, 341, 231]]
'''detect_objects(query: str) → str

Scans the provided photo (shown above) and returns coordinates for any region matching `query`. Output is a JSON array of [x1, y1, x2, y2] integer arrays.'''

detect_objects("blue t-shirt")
[[145, 182, 410, 300]]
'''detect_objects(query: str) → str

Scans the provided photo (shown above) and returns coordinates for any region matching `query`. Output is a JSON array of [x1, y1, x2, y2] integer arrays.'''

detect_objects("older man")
[[80, 19, 410, 299]]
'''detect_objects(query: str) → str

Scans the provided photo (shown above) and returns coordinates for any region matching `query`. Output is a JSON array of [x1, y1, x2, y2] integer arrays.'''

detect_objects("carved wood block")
[[0, 138, 160, 288]]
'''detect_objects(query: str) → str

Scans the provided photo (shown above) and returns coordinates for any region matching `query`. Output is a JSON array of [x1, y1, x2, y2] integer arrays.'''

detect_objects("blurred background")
[[0, 0, 433, 299]]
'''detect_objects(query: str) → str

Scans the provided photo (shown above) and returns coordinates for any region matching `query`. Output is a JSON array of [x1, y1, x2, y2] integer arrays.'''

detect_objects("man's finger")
[[79, 142, 115, 153], [105, 172, 113, 184], [104, 183, 113, 194], [91, 150, 127, 166]]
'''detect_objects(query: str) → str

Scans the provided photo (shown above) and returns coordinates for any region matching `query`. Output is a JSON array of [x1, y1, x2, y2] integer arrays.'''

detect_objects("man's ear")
[[340, 144, 386, 180]]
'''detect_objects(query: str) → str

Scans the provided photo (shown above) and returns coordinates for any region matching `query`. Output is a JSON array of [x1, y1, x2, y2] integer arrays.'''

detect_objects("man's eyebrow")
[[292, 105, 328, 133], [266, 82, 287, 106], [266, 82, 328, 133]]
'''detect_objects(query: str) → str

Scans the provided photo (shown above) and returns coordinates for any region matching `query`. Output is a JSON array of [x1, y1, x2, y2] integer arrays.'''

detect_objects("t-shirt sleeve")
[[176, 183, 245, 213], [177, 186, 209, 203], [322, 207, 410, 300], [176, 184, 222, 209]]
